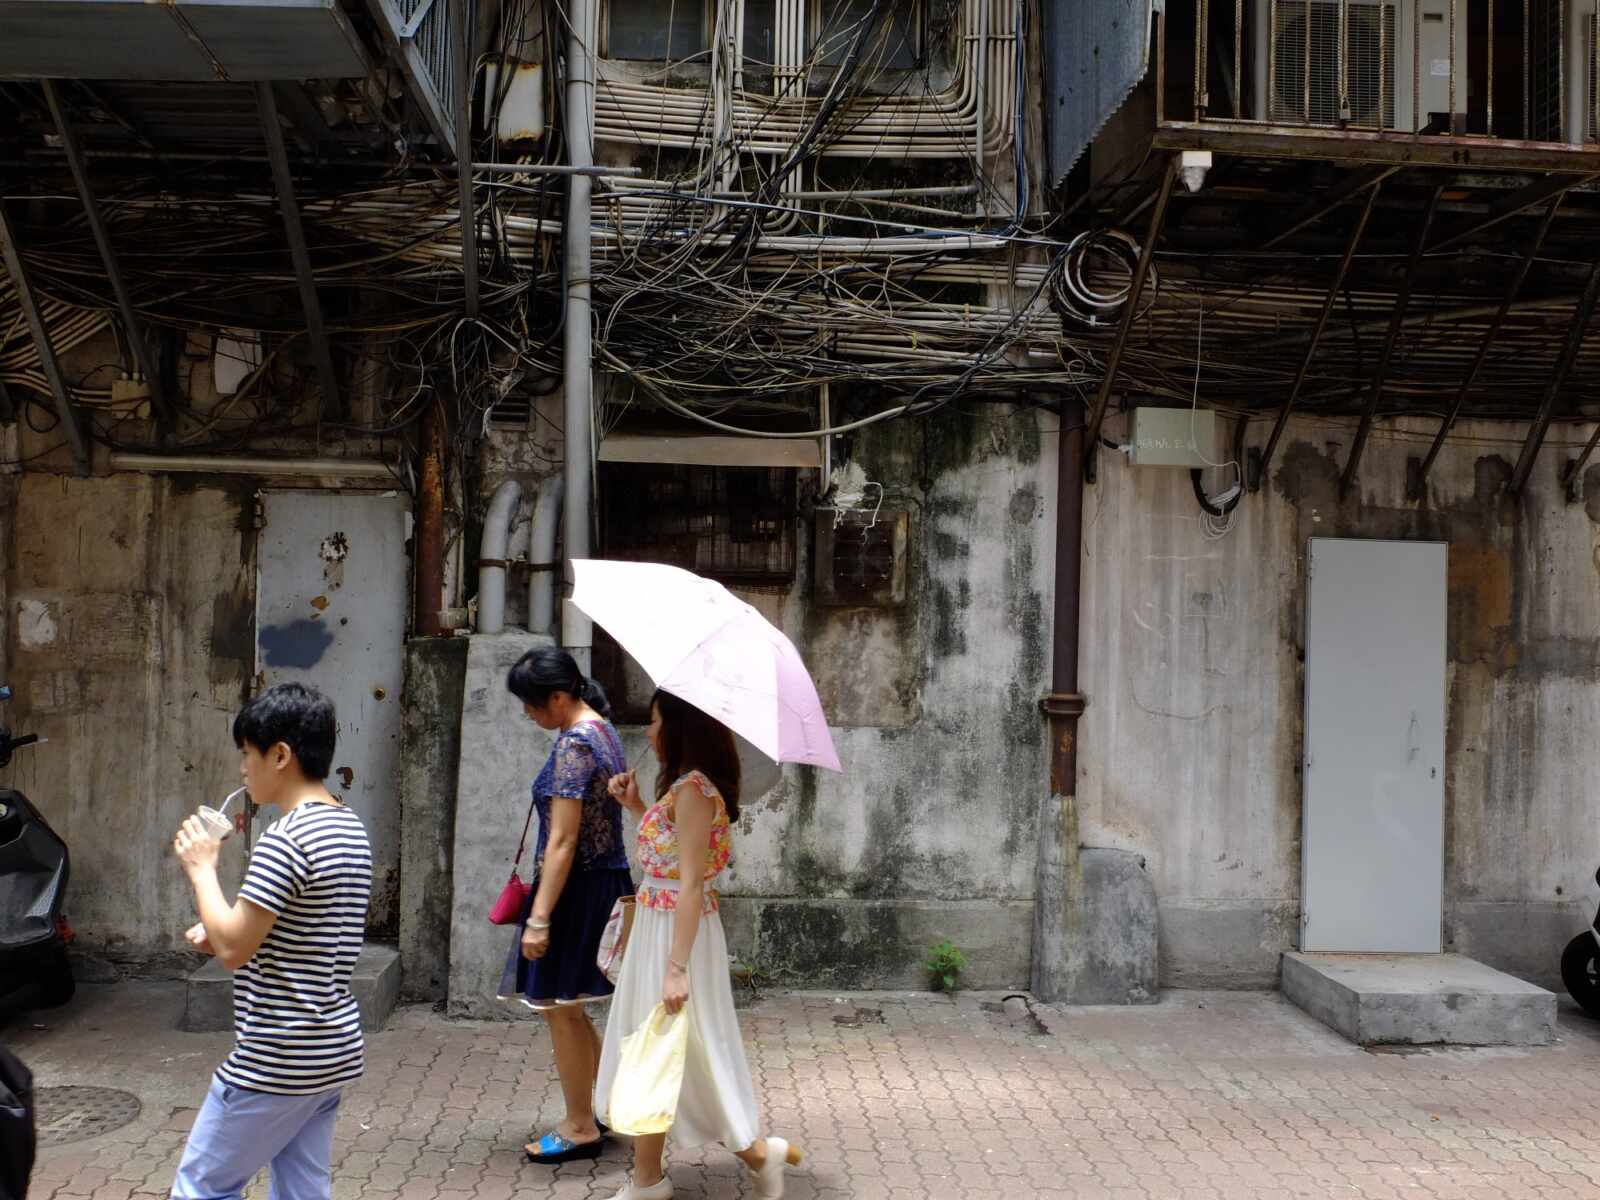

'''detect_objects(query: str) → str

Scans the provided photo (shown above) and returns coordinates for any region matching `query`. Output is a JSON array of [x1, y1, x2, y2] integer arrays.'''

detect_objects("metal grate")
[[1271, 0, 1395, 127], [33, 1087, 142, 1146], [600, 463, 797, 584], [1529, 0, 1563, 141]]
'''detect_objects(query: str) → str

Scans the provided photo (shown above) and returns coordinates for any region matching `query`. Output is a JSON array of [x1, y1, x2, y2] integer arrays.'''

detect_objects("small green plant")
[[926, 939, 967, 994]]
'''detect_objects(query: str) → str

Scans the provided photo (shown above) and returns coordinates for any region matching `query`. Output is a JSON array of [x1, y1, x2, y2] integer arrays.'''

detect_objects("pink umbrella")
[[570, 559, 843, 772]]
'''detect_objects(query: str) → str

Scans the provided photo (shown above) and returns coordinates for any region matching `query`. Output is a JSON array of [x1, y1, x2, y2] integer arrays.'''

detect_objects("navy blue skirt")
[[498, 867, 635, 1008]]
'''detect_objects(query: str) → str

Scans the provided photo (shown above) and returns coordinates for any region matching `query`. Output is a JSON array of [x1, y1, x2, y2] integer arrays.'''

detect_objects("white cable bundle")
[[823, 460, 885, 529]]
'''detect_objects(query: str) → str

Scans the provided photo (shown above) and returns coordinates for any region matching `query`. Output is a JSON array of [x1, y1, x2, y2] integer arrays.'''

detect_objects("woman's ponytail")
[[577, 675, 613, 721]]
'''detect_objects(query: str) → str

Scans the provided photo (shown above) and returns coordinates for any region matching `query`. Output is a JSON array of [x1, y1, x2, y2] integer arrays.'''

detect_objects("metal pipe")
[[562, 0, 597, 669], [457, 0, 479, 320], [1033, 395, 1087, 1005], [1509, 253, 1600, 494], [1450, 0, 1458, 129], [1341, 186, 1442, 497], [528, 475, 564, 636], [1414, 0, 1422, 132], [1487, 0, 1495, 135], [107, 452, 393, 478], [1339, 0, 1349, 122], [1158, 4, 1167, 124], [1256, 183, 1381, 486], [1083, 156, 1179, 480], [414, 400, 446, 637], [473, 162, 643, 176], [1234, 0, 1244, 118], [0, 201, 87, 475], [256, 82, 342, 420], [42, 81, 173, 434], [477, 479, 522, 634], [1414, 198, 1560, 498]]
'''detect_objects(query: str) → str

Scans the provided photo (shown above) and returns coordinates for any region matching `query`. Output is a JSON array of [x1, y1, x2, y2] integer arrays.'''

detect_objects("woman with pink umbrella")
[[597, 690, 803, 1200], [568, 559, 839, 1200]]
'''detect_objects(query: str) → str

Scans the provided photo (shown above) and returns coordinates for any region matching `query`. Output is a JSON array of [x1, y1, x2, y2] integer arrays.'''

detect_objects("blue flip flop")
[[524, 1130, 604, 1164]]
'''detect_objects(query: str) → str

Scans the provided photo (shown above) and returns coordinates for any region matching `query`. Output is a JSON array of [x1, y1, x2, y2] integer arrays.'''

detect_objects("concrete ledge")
[[1281, 951, 1556, 1046], [181, 943, 402, 1033]]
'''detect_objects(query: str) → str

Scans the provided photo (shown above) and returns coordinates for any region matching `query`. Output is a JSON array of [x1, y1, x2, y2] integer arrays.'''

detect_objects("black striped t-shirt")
[[217, 801, 372, 1095]]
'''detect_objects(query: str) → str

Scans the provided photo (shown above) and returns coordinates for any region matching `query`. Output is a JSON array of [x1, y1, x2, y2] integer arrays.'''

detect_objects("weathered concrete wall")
[[399, 636, 469, 1001], [456, 402, 1056, 998], [3, 472, 255, 974], [1079, 414, 1600, 991], [447, 631, 559, 1017]]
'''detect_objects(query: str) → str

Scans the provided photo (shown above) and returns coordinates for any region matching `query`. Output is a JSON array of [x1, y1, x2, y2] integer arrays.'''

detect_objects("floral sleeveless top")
[[636, 770, 733, 913], [530, 719, 629, 872]]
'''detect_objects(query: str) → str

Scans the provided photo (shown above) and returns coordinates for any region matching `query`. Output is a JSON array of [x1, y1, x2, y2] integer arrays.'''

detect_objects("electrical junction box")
[[1129, 407, 1217, 468], [484, 60, 544, 141]]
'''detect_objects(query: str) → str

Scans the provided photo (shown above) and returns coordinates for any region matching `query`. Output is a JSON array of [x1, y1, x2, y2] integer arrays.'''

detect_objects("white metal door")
[[255, 490, 409, 934], [1302, 538, 1447, 952]]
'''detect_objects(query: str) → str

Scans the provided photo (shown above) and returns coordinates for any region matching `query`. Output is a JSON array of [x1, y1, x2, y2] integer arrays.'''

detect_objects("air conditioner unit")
[[1253, 0, 1466, 131]]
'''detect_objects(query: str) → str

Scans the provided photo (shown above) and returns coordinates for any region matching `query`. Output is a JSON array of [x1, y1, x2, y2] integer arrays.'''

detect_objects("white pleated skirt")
[[594, 895, 761, 1152]]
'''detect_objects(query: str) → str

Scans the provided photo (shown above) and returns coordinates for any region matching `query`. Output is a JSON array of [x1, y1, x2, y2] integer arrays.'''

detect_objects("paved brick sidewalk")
[[11, 981, 1600, 1199]]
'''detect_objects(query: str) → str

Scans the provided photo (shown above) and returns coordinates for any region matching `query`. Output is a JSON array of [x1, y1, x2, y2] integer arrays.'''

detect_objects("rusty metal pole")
[[1034, 397, 1088, 1003], [414, 399, 446, 637]]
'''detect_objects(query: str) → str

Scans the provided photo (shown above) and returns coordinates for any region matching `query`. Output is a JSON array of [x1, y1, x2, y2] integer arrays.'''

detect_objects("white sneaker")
[[752, 1137, 803, 1199], [606, 1176, 674, 1200]]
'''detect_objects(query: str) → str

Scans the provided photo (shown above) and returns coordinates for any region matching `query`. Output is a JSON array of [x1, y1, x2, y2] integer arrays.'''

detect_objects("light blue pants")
[[171, 1074, 343, 1200]]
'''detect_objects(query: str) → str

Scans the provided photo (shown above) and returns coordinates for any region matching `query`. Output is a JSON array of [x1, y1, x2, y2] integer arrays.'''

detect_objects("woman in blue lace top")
[[498, 648, 632, 1166]]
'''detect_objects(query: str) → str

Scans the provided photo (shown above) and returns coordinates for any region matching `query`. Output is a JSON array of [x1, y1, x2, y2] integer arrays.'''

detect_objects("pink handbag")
[[488, 798, 537, 925]]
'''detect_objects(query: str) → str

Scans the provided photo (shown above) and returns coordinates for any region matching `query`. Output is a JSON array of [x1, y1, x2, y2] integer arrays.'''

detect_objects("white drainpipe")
[[477, 479, 522, 634], [528, 475, 564, 636], [562, 0, 597, 671]]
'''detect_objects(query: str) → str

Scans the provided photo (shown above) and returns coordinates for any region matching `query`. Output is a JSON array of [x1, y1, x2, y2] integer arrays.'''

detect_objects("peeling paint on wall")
[[259, 618, 336, 668], [16, 598, 57, 649]]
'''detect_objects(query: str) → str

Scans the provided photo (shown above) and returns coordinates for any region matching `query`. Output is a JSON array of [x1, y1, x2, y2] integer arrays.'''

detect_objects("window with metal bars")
[[598, 463, 798, 585], [1271, 0, 1396, 127]]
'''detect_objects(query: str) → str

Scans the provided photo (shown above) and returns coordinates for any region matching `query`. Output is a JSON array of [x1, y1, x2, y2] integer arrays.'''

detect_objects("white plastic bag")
[[605, 1003, 689, 1135]]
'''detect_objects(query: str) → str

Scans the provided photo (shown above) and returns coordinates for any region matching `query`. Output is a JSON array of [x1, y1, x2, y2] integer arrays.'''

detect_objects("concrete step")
[[1282, 951, 1556, 1047], [181, 942, 401, 1033]]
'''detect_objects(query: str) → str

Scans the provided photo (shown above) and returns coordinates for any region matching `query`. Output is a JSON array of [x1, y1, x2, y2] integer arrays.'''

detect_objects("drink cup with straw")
[[196, 787, 246, 845]]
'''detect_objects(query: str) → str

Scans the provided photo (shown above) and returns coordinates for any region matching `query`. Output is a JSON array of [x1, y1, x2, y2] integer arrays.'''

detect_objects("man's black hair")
[[232, 683, 337, 781]]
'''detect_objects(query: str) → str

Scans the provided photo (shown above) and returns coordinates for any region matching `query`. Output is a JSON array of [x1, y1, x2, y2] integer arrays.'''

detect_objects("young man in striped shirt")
[[169, 682, 373, 1200]]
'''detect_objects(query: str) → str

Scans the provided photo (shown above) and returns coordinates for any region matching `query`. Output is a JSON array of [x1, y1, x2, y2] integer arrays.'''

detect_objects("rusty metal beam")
[[42, 81, 175, 432], [1262, 164, 1399, 250], [1341, 186, 1442, 497], [1083, 157, 1179, 481], [1412, 198, 1559, 499], [1153, 121, 1600, 173], [1508, 255, 1600, 495], [0, 201, 88, 474], [1427, 171, 1599, 253], [255, 81, 342, 420], [414, 398, 446, 636], [1256, 184, 1382, 487]]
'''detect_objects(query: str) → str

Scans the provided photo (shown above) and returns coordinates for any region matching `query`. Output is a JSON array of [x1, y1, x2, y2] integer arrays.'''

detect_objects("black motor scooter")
[[0, 688, 71, 1021], [1561, 868, 1600, 1017]]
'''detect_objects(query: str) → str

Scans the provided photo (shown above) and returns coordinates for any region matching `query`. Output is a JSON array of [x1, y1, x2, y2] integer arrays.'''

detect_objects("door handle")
[[1406, 711, 1420, 763]]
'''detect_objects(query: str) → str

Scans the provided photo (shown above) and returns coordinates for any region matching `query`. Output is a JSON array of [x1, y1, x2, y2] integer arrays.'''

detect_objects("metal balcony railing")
[[367, 0, 478, 147], [1162, 0, 1600, 146]]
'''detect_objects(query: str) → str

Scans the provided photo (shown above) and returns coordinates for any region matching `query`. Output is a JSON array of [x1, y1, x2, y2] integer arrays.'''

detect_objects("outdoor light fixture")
[[1178, 150, 1212, 193]]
